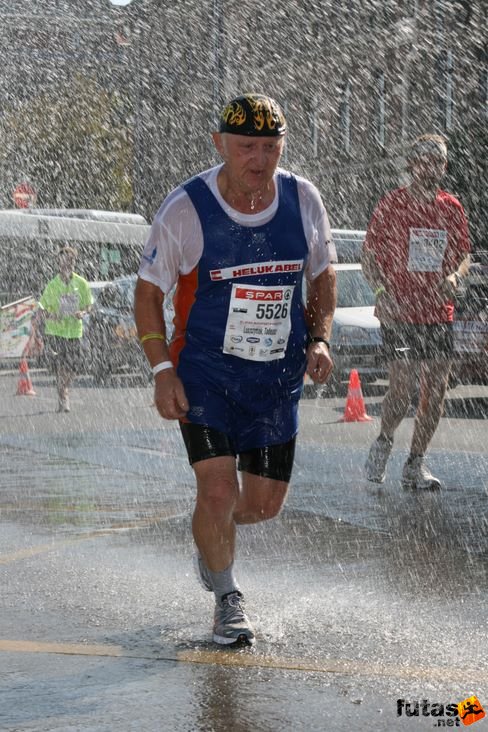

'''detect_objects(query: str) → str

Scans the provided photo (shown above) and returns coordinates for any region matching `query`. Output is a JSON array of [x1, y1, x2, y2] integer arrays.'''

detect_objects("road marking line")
[[0, 511, 188, 565], [0, 639, 484, 683], [176, 649, 485, 683], [0, 537, 94, 564], [0, 639, 123, 657]]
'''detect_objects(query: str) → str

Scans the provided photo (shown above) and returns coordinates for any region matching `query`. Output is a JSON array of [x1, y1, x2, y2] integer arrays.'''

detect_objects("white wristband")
[[152, 361, 174, 376]]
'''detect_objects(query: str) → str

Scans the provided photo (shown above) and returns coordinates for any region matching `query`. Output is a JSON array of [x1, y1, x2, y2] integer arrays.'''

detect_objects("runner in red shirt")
[[362, 134, 470, 489]]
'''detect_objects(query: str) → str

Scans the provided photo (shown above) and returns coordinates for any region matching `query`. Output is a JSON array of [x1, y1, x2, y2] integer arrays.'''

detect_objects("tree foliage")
[[0, 75, 134, 211]]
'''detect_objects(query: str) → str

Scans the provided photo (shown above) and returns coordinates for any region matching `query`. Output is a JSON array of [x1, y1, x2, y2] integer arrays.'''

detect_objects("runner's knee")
[[196, 477, 239, 516]]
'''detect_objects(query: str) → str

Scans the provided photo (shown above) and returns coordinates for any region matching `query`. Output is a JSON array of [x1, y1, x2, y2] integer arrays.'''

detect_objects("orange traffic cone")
[[16, 358, 36, 396], [338, 369, 372, 422]]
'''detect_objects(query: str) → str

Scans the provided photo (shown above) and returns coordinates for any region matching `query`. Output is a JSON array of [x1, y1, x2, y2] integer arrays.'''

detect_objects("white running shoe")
[[213, 591, 255, 646], [401, 456, 442, 490], [365, 435, 393, 483], [192, 552, 213, 592]]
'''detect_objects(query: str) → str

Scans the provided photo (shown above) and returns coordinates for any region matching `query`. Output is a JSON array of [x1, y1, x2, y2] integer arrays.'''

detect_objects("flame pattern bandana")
[[219, 94, 287, 136]]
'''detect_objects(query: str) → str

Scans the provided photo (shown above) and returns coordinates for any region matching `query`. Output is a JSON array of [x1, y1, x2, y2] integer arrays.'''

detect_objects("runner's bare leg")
[[233, 473, 289, 524], [380, 360, 418, 439], [192, 456, 239, 573], [410, 359, 451, 455]]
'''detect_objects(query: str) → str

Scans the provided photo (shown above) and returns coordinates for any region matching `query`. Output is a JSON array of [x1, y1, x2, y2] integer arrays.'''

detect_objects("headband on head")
[[408, 139, 447, 161]]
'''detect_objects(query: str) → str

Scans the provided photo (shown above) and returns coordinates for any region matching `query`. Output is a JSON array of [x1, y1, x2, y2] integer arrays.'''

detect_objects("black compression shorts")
[[179, 422, 296, 483], [43, 335, 83, 374]]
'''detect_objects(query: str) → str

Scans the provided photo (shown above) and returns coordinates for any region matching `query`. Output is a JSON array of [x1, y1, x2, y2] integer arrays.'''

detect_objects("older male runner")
[[134, 93, 336, 645]]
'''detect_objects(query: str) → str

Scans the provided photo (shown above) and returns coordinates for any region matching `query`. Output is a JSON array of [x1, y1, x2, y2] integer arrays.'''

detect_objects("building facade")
[[132, 0, 487, 247], [1, 0, 486, 246]]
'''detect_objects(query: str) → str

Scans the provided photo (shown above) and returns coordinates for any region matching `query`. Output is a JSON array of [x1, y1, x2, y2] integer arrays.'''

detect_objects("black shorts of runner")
[[179, 422, 296, 483], [381, 323, 454, 362], [44, 335, 83, 374]]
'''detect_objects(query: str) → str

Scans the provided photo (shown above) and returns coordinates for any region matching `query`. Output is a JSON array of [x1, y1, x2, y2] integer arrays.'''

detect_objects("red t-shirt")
[[363, 187, 470, 324]]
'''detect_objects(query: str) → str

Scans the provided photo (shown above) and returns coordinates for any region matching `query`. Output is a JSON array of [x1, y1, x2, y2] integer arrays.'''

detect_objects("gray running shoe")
[[402, 457, 441, 490], [365, 435, 393, 483], [192, 552, 213, 592], [213, 591, 255, 646]]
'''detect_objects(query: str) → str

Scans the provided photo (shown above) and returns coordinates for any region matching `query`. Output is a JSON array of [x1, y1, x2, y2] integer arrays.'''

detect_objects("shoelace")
[[219, 592, 246, 622]]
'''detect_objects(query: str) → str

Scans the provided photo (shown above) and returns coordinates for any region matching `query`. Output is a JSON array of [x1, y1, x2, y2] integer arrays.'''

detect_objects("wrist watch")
[[308, 336, 330, 348]]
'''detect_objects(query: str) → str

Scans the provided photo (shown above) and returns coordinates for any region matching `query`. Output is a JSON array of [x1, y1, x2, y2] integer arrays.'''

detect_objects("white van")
[[0, 208, 150, 304]]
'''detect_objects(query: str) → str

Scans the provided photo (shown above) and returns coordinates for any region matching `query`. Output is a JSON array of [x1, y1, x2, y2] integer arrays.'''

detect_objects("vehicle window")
[[89, 283, 109, 303], [464, 288, 488, 316], [456, 265, 488, 318], [97, 286, 117, 308], [114, 278, 136, 309], [336, 269, 375, 308]]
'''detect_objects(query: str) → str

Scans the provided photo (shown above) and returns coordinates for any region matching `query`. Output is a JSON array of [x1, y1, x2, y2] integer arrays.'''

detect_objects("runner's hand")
[[306, 342, 334, 384], [153, 370, 189, 420], [439, 274, 458, 299]]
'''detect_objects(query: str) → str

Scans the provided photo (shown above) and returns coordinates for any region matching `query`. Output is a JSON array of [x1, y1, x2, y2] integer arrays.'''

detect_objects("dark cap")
[[219, 94, 287, 136]]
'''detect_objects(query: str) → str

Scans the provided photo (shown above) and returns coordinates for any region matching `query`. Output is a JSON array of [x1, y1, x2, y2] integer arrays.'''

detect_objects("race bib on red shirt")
[[408, 228, 448, 272]]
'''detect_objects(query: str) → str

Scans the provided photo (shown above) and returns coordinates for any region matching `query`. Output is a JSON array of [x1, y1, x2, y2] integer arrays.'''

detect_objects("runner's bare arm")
[[440, 254, 471, 297], [361, 248, 401, 324], [134, 277, 188, 420], [361, 248, 385, 292], [305, 265, 336, 384], [134, 277, 168, 362]]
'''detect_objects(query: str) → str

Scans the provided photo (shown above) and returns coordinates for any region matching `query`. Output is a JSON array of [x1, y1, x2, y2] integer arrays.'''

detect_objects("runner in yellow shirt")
[[39, 246, 93, 412]]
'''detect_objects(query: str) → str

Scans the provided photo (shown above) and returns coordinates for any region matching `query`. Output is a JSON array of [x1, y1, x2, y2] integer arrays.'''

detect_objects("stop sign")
[[13, 182, 37, 208]]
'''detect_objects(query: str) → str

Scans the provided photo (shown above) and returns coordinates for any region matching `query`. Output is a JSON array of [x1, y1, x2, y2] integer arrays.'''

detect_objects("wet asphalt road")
[[0, 368, 487, 731]]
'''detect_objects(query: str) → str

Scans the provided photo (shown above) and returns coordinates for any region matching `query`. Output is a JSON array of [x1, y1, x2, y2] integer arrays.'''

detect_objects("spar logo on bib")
[[233, 286, 291, 322], [236, 287, 283, 301]]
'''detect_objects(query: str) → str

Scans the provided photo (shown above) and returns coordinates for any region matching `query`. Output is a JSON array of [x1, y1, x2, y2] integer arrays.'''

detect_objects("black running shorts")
[[44, 335, 83, 374], [381, 323, 454, 362], [179, 422, 296, 483]]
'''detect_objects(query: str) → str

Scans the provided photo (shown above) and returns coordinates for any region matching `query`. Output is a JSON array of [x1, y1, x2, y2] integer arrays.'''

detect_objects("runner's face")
[[215, 133, 284, 193], [410, 153, 447, 188], [59, 254, 75, 276]]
